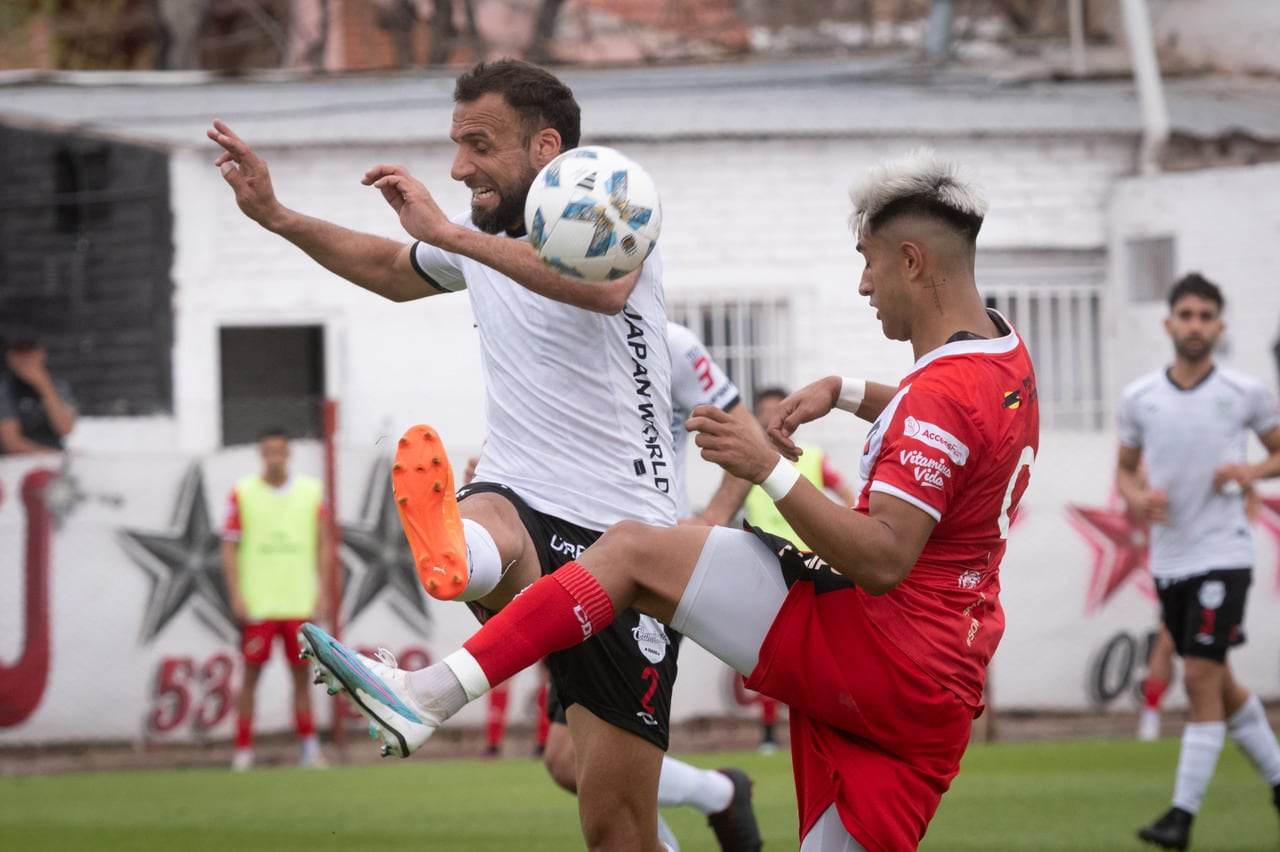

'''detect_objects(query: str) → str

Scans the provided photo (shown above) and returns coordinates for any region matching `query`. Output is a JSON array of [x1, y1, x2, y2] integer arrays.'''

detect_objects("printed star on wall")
[[118, 464, 236, 644], [1066, 503, 1151, 614], [1256, 496, 1280, 593], [338, 457, 431, 632]]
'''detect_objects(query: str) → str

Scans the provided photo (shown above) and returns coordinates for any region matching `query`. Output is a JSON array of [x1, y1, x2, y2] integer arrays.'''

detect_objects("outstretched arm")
[[208, 120, 438, 303], [687, 404, 932, 593], [366, 165, 640, 315]]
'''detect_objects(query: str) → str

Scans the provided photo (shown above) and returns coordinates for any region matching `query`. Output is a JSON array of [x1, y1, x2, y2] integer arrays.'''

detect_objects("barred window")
[[979, 251, 1108, 431], [667, 297, 791, 410]]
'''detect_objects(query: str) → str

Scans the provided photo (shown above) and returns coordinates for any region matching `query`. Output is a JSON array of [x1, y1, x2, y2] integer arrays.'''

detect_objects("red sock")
[[534, 679, 550, 749], [295, 709, 315, 738], [236, 716, 253, 749], [486, 685, 510, 748], [1142, 678, 1168, 710], [463, 561, 615, 688]]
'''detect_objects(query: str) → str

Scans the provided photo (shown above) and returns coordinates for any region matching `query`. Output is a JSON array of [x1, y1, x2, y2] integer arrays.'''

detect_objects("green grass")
[[1, 740, 1276, 851]]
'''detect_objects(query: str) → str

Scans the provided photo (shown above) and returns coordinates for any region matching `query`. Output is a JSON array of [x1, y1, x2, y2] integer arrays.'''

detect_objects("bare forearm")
[[437, 224, 633, 314], [221, 541, 241, 598], [270, 209, 429, 302], [30, 383, 75, 437], [856, 381, 897, 421], [697, 473, 753, 525]]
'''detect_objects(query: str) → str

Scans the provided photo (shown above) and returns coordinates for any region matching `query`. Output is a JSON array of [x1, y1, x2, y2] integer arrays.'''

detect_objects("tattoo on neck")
[[927, 275, 943, 314]]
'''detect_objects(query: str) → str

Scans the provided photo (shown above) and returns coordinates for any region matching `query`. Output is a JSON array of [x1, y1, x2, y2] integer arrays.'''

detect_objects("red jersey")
[[856, 322, 1039, 707]]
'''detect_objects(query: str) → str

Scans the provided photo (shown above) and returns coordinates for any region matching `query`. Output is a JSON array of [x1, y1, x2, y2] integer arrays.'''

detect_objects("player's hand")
[[687, 404, 779, 484], [1135, 489, 1169, 524], [1211, 463, 1253, 497], [364, 165, 453, 246], [207, 119, 288, 230], [765, 376, 841, 462], [5, 348, 50, 386]]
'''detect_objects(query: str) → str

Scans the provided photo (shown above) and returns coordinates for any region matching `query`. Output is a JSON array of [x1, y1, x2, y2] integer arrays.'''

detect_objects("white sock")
[[1228, 693, 1280, 785], [300, 734, 321, 761], [656, 757, 734, 815], [458, 519, 504, 602], [405, 656, 476, 719], [1172, 721, 1226, 813]]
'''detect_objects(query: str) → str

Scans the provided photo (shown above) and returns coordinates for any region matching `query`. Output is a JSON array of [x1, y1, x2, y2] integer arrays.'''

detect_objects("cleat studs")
[[392, 463, 402, 471], [432, 457, 441, 465], [415, 464, 425, 471], [369, 724, 379, 740], [451, 572, 464, 585], [433, 482, 443, 492], [397, 496, 408, 505], [327, 686, 338, 696], [424, 431, 434, 440], [313, 674, 325, 685], [426, 578, 439, 591]]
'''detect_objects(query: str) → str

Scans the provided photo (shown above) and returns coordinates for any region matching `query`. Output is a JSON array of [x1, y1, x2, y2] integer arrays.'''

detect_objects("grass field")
[[2, 739, 1278, 851]]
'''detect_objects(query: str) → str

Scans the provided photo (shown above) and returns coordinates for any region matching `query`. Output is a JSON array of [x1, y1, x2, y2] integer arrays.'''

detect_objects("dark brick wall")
[[0, 124, 174, 417]]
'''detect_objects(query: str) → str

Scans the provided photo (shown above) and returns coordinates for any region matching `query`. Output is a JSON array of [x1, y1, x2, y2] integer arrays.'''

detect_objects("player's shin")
[[452, 561, 617, 694]]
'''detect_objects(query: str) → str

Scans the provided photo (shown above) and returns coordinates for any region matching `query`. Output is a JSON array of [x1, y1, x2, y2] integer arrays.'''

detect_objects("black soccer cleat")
[[1137, 806, 1193, 850], [707, 767, 763, 852]]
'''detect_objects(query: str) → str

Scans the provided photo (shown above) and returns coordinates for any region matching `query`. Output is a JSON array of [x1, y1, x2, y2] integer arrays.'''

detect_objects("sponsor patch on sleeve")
[[902, 415, 970, 465]]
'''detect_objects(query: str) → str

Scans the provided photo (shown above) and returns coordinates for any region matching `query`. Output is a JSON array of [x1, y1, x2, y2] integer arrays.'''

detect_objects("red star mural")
[[1067, 503, 1152, 614], [1257, 495, 1280, 593]]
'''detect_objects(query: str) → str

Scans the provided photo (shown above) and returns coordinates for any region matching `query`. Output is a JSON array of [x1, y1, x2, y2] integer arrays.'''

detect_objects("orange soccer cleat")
[[392, 425, 468, 600]]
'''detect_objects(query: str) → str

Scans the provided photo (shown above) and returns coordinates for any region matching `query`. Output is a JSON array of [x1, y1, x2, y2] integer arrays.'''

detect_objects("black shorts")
[[1156, 568, 1251, 662], [458, 482, 680, 750]]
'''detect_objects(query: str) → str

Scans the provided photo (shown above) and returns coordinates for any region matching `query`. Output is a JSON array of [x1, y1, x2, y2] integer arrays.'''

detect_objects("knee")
[[592, 520, 651, 565], [1181, 658, 1223, 696], [543, 747, 577, 794], [579, 802, 649, 852]]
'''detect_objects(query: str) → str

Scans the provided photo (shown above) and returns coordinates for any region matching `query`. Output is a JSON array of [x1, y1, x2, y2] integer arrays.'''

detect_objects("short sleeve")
[[221, 489, 242, 542], [409, 240, 467, 293], [868, 389, 976, 522], [1246, 381, 1280, 437], [667, 323, 740, 412], [1116, 387, 1143, 449]]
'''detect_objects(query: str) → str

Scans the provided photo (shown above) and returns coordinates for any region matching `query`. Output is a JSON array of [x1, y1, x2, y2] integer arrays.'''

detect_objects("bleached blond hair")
[[848, 149, 987, 241]]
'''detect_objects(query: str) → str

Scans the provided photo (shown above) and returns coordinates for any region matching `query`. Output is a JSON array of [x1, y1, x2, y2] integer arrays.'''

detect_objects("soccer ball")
[[524, 146, 662, 282]]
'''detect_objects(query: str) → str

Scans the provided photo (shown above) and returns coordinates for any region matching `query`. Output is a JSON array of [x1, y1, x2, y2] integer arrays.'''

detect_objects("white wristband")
[[760, 457, 802, 502], [835, 377, 866, 413]]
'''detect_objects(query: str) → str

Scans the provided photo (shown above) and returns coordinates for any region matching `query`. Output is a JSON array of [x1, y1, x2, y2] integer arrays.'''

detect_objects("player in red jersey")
[[301, 149, 1039, 851]]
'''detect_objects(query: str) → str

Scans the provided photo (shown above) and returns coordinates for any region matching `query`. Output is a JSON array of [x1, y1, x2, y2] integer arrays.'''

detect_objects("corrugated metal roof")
[[2, 56, 1278, 148]]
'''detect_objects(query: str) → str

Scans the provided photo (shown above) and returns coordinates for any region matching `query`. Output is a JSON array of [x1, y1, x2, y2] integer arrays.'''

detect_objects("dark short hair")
[[871, 195, 984, 243], [258, 426, 290, 442], [753, 386, 789, 406], [1168, 273, 1223, 312], [454, 59, 581, 150]]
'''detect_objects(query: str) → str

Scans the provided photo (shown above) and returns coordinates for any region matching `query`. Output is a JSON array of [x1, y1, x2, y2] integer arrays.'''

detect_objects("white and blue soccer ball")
[[523, 145, 662, 282]]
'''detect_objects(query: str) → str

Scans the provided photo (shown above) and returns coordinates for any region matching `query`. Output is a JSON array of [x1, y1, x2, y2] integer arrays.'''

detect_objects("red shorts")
[[241, 619, 308, 667], [745, 582, 975, 852]]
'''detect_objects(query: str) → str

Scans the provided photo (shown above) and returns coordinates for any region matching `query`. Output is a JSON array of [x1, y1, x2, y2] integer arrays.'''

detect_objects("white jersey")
[[666, 321, 741, 516], [410, 215, 676, 530], [1118, 365, 1280, 580]]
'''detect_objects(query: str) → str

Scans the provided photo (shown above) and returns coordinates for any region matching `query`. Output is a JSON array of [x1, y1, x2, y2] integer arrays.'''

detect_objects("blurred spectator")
[[0, 329, 77, 455]]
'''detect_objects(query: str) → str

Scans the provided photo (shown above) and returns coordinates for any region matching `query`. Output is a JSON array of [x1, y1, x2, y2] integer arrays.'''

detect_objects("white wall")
[[25, 134, 1280, 745], [1150, 0, 1280, 75]]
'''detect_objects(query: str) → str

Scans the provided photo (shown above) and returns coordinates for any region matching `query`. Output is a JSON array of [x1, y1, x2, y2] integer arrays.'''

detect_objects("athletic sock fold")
[[462, 561, 616, 688]]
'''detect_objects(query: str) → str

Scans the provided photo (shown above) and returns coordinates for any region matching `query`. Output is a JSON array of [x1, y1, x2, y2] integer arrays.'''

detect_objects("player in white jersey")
[[211, 60, 761, 852], [1117, 273, 1280, 851], [666, 321, 757, 524]]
